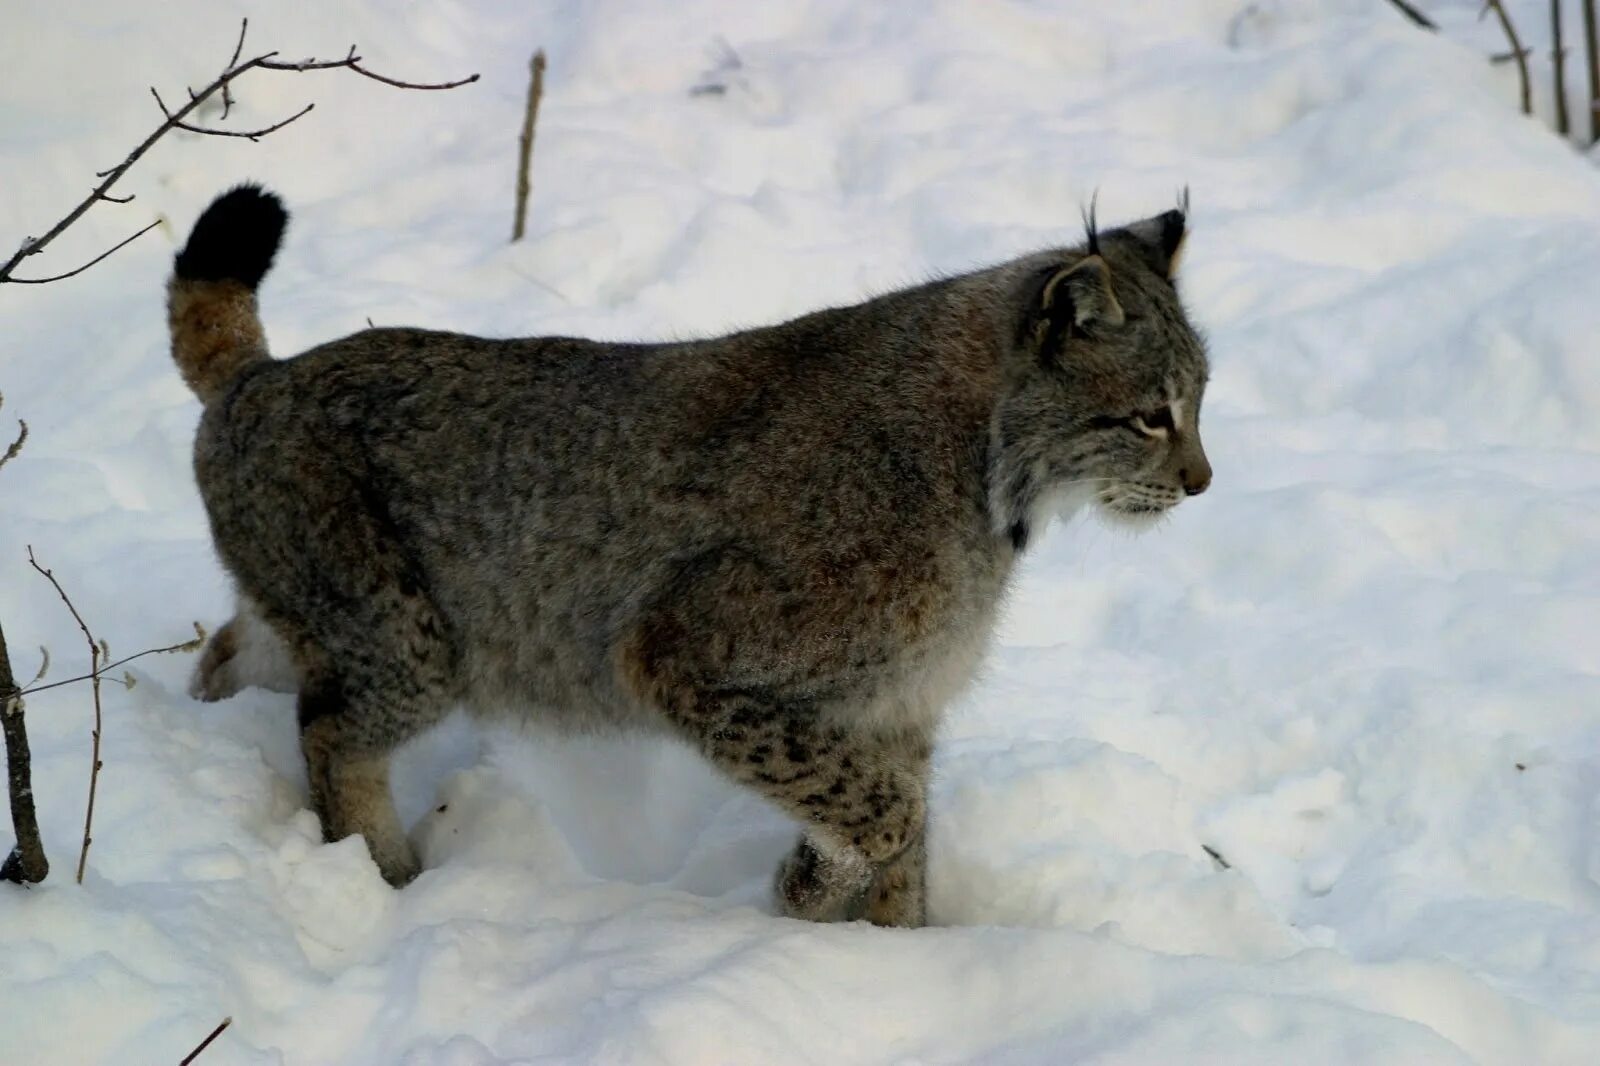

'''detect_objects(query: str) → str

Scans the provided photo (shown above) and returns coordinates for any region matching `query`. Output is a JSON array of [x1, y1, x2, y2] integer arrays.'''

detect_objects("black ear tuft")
[[1081, 191, 1101, 257], [1155, 208, 1186, 263], [1111, 203, 1189, 279]]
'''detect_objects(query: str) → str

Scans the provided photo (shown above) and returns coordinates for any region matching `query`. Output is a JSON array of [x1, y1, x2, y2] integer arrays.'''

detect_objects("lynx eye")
[[1132, 406, 1175, 435]]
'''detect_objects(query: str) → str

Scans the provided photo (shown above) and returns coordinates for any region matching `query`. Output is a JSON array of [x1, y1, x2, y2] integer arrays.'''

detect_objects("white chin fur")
[[1029, 483, 1095, 534], [1094, 498, 1169, 531]]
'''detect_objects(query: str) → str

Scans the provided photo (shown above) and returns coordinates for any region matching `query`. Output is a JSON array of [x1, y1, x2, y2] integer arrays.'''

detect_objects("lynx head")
[[990, 198, 1211, 548]]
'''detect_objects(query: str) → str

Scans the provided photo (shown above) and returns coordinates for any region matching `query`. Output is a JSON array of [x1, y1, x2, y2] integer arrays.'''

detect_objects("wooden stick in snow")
[[1583, 0, 1600, 142], [1554, 0, 1573, 136], [0, 402, 46, 886], [1, 617, 48, 885], [513, 50, 547, 243]]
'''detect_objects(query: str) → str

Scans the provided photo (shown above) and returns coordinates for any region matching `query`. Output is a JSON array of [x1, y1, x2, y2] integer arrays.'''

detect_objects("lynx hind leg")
[[189, 615, 245, 702], [288, 591, 455, 887], [298, 678, 429, 887], [233, 477, 459, 886], [189, 597, 298, 701]]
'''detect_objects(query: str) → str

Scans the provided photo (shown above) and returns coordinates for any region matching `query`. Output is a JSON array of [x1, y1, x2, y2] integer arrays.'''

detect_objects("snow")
[[3, 0, 1600, 1061]]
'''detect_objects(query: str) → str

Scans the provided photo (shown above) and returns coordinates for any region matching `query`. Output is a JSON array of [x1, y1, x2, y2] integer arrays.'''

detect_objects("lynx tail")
[[167, 184, 287, 403]]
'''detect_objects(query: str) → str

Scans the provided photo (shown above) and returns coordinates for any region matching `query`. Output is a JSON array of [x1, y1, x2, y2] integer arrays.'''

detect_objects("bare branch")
[[97, 192, 135, 205], [179, 1017, 233, 1065], [345, 59, 481, 91], [1384, 0, 1439, 30], [22, 624, 206, 697], [4, 221, 162, 284], [0, 25, 477, 285], [26, 547, 104, 884], [169, 101, 317, 141], [1484, 1, 1533, 116]]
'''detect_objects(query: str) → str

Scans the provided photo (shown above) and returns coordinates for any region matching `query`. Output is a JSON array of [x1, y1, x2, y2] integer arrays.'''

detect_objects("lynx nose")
[[1181, 460, 1212, 496]]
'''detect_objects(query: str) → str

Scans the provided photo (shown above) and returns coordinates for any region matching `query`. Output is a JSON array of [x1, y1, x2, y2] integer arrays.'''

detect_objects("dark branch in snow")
[[0, 18, 478, 286], [27, 547, 105, 884], [178, 1017, 233, 1065], [1383, 0, 1439, 31], [1553, 0, 1572, 136], [1584, 0, 1600, 143], [1483, 1, 1533, 115], [1, 406, 46, 885], [1, 618, 48, 886]]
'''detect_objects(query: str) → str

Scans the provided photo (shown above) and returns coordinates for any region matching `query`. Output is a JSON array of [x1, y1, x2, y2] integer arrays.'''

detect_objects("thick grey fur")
[[174, 191, 1212, 927]]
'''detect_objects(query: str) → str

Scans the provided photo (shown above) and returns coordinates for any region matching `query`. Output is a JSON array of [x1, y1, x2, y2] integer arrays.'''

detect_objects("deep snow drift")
[[3, 0, 1600, 1062]]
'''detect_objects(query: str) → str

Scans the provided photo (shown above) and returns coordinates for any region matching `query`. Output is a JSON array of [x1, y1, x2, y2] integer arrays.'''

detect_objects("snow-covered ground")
[[4, 0, 1600, 1061]]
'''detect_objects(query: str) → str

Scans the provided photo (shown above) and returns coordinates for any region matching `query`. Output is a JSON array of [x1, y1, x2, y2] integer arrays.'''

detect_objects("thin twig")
[[155, 88, 317, 141], [178, 1017, 232, 1066], [0, 18, 478, 285], [1201, 844, 1232, 871], [220, 17, 249, 120], [1384, 0, 1439, 30], [97, 192, 135, 205], [512, 50, 548, 243], [342, 59, 481, 91], [1484, 1, 1534, 115], [5, 221, 162, 284], [26, 547, 103, 884], [1555, 0, 1573, 135], [21, 624, 205, 697]]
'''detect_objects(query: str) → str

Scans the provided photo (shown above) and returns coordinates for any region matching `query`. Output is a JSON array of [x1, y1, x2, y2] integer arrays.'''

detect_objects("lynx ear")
[[1040, 255, 1125, 331], [1118, 207, 1188, 279]]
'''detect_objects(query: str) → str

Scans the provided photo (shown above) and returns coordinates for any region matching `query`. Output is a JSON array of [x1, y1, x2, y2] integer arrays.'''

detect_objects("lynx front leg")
[[861, 828, 927, 927], [767, 754, 930, 927], [622, 649, 931, 924], [737, 715, 930, 926], [296, 678, 440, 887]]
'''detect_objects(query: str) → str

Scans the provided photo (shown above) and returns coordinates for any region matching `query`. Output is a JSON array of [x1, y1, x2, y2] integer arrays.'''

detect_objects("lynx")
[[170, 185, 1210, 927]]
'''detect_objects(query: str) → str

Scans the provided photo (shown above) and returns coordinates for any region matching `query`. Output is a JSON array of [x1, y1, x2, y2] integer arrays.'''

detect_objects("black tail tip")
[[173, 183, 288, 290]]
